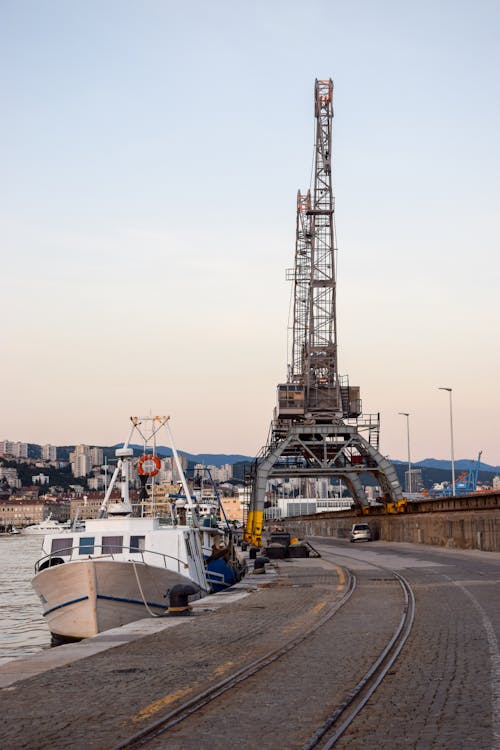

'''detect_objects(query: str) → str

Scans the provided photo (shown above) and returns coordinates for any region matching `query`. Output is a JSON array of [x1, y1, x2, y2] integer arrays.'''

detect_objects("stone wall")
[[279, 507, 500, 553]]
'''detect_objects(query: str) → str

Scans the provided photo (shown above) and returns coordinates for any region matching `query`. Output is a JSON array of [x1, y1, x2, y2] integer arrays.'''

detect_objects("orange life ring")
[[137, 454, 161, 477]]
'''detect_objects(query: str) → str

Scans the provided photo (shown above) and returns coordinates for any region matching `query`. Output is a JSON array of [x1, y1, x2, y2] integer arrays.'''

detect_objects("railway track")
[[301, 548, 415, 749], [111, 551, 415, 750]]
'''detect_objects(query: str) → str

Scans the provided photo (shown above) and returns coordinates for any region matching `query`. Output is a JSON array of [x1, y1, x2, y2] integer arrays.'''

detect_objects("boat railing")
[[34, 544, 191, 574], [205, 569, 232, 588]]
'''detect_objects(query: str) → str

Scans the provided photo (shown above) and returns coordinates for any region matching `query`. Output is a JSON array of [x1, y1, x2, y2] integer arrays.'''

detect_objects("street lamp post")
[[398, 412, 412, 493], [438, 387, 456, 497]]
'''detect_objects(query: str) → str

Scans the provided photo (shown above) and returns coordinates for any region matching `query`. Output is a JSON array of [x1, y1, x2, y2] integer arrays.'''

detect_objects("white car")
[[350, 523, 372, 543]]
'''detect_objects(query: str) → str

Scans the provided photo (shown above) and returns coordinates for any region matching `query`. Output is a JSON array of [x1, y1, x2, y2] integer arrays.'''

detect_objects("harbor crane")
[[245, 80, 404, 547], [429, 451, 483, 497]]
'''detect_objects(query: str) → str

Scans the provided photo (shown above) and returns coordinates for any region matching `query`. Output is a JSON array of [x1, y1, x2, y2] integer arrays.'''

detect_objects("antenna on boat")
[[97, 421, 136, 518], [164, 417, 200, 527]]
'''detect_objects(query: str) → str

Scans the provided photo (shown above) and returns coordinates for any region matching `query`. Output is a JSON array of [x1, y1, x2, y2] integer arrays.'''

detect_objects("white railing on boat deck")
[[34, 544, 192, 574]]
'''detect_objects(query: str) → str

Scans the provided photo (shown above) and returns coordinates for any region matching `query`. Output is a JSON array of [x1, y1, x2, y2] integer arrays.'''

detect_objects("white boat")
[[32, 416, 244, 643], [22, 514, 68, 535]]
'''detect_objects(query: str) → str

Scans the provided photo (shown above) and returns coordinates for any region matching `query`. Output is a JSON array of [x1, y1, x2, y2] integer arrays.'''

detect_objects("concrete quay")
[[0, 554, 349, 749], [1, 540, 499, 750]]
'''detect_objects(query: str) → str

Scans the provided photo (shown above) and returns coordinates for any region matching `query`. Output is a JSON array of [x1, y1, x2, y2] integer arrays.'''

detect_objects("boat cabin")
[[37, 516, 207, 584]]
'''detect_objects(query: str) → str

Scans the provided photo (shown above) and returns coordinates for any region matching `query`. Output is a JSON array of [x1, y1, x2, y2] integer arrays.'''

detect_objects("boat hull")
[[32, 559, 204, 641]]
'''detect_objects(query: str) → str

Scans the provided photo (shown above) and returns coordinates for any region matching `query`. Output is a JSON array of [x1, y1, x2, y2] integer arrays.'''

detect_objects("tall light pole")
[[398, 412, 412, 493], [438, 387, 455, 496]]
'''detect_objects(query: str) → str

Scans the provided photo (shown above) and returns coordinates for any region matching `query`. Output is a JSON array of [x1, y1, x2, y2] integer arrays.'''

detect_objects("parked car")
[[350, 523, 372, 543]]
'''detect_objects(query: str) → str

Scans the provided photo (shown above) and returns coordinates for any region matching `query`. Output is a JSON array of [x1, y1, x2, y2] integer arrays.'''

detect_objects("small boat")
[[22, 514, 68, 535], [32, 416, 245, 643]]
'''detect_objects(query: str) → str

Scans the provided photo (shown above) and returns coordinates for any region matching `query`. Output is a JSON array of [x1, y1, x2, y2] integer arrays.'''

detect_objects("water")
[[0, 535, 51, 665]]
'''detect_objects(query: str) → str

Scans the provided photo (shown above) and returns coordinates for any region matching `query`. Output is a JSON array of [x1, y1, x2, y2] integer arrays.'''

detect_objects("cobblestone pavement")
[[0, 558, 351, 749], [0, 541, 498, 750], [316, 539, 500, 750], [143, 567, 403, 750]]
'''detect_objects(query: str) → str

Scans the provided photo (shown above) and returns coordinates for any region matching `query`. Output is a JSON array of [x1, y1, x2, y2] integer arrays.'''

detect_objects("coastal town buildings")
[[404, 469, 424, 493], [219, 494, 246, 523], [69, 445, 104, 477], [41, 444, 58, 461], [0, 467, 22, 489], [194, 463, 233, 482], [0, 441, 28, 459], [0, 492, 71, 528], [32, 473, 50, 485]]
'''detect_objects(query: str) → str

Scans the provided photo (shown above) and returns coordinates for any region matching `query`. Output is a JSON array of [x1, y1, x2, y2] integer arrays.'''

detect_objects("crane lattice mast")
[[244, 79, 404, 547], [304, 79, 340, 414], [290, 189, 312, 381], [282, 79, 360, 422]]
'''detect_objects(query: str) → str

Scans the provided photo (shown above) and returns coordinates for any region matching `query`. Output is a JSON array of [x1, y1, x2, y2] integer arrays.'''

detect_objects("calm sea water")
[[0, 535, 51, 665]]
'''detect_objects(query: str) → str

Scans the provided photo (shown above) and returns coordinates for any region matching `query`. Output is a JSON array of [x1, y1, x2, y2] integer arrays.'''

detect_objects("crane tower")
[[245, 80, 404, 547]]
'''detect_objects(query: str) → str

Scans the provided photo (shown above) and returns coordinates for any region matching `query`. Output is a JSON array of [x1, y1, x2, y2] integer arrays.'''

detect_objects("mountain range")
[[27, 443, 500, 473], [14, 443, 498, 492], [393, 458, 500, 474], [128, 446, 500, 474], [125, 444, 253, 467]]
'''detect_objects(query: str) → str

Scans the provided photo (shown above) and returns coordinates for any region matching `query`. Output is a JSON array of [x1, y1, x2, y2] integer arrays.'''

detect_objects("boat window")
[[130, 535, 145, 552], [101, 535, 123, 554], [51, 538, 73, 555], [79, 537, 95, 555], [185, 535, 192, 558]]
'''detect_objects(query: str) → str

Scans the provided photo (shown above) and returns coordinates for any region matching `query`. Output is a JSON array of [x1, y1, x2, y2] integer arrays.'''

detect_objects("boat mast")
[[98, 415, 197, 523]]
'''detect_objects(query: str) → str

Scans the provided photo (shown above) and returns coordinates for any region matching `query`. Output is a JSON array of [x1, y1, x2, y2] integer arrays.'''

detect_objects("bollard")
[[167, 583, 198, 616], [253, 556, 270, 574], [249, 546, 259, 560], [241, 541, 248, 551]]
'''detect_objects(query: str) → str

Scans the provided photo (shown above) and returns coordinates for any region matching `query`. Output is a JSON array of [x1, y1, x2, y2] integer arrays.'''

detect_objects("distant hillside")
[[51, 444, 254, 467], [28, 443, 41, 459], [20, 442, 500, 477], [391, 459, 498, 490], [394, 458, 500, 474], [125, 445, 254, 468]]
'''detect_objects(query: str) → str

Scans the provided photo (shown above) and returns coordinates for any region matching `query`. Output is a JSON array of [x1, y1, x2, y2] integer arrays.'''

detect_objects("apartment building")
[[0, 441, 28, 459], [41, 444, 58, 461], [193, 463, 233, 482], [70, 445, 104, 477]]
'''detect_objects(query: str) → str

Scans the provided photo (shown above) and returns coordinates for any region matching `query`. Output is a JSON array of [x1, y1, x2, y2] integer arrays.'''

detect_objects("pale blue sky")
[[1, 1, 499, 464]]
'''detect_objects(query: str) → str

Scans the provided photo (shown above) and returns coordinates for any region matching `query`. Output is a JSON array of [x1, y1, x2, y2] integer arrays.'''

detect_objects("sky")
[[1, 0, 499, 464]]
